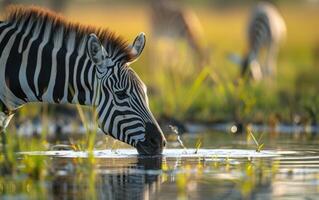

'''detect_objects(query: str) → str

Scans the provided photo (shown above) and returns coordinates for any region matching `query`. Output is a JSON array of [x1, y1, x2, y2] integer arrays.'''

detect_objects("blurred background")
[[1, 0, 318, 136]]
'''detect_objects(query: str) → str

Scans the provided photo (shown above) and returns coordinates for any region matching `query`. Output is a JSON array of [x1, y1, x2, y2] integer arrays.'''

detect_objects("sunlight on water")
[[19, 148, 286, 158]]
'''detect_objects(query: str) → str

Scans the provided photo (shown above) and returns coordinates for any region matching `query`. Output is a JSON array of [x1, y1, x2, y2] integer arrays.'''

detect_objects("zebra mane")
[[4, 5, 134, 62]]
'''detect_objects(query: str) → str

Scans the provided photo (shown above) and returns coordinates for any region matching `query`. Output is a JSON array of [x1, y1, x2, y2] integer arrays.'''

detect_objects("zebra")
[[150, 0, 206, 65], [230, 2, 286, 81], [0, 6, 166, 155]]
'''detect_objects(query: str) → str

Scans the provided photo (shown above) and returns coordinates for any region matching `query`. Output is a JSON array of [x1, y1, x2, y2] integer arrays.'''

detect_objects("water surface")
[[3, 131, 319, 200]]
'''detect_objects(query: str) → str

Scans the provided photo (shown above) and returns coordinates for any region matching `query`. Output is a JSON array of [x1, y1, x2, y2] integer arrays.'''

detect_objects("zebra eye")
[[115, 90, 129, 100]]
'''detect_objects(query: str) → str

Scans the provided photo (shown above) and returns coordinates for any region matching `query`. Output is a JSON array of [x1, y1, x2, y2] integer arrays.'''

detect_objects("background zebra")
[[230, 2, 286, 81], [150, 0, 207, 67], [0, 6, 166, 155]]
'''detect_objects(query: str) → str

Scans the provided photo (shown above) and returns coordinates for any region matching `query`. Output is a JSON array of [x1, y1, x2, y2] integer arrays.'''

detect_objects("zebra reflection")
[[51, 157, 162, 200]]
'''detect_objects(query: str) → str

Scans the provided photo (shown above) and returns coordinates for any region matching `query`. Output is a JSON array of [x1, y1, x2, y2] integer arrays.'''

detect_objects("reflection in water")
[[51, 156, 162, 200], [98, 157, 162, 200], [50, 155, 277, 199]]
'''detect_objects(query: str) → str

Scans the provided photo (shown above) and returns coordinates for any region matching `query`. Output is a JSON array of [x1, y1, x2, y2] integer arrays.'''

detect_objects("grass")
[[194, 137, 202, 154]]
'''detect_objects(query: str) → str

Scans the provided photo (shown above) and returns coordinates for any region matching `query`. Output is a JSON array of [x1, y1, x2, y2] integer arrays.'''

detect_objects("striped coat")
[[242, 2, 286, 80], [0, 6, 166, 155]]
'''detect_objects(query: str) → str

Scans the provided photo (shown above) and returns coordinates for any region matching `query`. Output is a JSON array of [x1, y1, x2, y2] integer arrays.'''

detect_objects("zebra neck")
[[37, 46, 97, 106], [0, 19, 97, 110], [30, 33, 97, 106]]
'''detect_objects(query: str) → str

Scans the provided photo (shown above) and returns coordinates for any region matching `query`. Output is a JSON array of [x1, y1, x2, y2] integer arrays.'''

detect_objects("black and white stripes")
[[0, 6, 166, 155], [243, 2, 286, 80]]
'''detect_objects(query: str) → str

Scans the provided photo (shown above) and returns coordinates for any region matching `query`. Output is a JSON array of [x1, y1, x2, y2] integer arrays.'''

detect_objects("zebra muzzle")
[[136, 123, 166, 155]]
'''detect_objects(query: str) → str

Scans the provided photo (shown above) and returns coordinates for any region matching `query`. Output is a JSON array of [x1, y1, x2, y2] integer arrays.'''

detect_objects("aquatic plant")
[[246, 127, 264, 152], [194, 137, 202, 154]]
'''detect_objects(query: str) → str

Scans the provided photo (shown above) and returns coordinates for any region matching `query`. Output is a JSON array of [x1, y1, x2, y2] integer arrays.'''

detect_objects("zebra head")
[[87, 33, 166, 155]]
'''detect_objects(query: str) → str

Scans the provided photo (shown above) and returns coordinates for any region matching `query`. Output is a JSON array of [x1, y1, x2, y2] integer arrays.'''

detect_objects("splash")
[[169, 125, 187, 150]]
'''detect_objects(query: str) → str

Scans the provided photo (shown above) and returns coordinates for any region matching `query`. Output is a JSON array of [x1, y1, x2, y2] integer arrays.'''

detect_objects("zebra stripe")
[[34, 21, 52, 98], [19, 19, 42, 101], [80, 57, 91, 105], [72, 37, 87, 104], [244, 2, 286, 80], [61, 31, 75, 103]]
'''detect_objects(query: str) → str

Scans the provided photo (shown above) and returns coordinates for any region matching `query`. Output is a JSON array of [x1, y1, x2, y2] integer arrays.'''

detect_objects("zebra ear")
[[128, 33, 146, 63], [87, 34, 108, 66]]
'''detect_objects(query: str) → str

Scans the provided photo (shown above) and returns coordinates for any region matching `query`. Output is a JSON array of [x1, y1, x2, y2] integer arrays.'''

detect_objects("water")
[[2, 131, 319, 200]]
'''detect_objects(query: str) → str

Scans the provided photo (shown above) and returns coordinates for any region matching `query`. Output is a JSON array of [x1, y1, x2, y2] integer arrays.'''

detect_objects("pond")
[[1, 131, 319, 200]]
